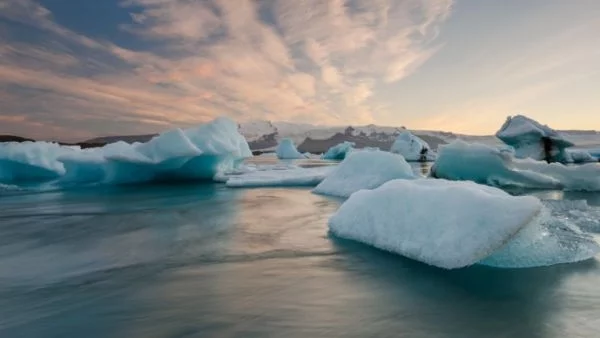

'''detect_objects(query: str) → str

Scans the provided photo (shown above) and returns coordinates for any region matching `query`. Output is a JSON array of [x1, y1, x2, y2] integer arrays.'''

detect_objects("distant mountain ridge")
[[4, 121, 600, 153]]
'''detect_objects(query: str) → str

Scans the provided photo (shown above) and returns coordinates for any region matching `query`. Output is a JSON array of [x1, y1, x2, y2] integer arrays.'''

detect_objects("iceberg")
[[225, 165, 333, 188], [329, 179, 599, 269], [275, 138, 306, 160], [329, 179, 543, 269], [431, 140, 600, 191], [390, 130, 436, 161], [313, 150, 415, 198], [321, 142, 355, 160], [0, 117, 252, 187], [496, 115, 574, 162]]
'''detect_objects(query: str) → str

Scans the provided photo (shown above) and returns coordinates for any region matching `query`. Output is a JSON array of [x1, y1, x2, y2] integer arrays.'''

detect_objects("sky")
[[1, 0, 599, 141]]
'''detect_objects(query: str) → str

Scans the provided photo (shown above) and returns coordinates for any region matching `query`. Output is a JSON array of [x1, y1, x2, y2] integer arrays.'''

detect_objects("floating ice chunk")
[[514, 159, 600, 191], [431, 140, 600, 191], [225, 166, 333, 188], [313, 150, 415, 198], [275, 138, 306, 159], [431, 141, 560, 189], [390, 131, 436, 161], [480, 207, 599, 268], [329, 179, 543, 269], [496, 115, 574, 162], [0, 117, 252, 186], [321, 142, 355, 160]]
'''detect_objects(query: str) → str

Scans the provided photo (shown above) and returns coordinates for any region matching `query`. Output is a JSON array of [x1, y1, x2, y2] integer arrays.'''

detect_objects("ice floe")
[[329, 179, 599, 269], [314, 150, 415, 198]]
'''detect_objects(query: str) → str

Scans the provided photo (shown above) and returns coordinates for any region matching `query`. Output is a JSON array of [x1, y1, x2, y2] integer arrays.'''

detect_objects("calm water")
[[2, 163, 600, 337]]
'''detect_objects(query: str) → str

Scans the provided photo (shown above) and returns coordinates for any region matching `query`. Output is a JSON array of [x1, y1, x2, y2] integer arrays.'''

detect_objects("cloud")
[[0, 0, 453, 139]]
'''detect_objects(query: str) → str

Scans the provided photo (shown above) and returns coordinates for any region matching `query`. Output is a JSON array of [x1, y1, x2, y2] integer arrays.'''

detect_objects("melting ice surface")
[[0, 117, 251, 187]]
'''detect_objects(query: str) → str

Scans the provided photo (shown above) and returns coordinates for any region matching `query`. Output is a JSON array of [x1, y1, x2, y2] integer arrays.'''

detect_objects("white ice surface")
[[313, 150, 415, 198], [390, 131, 436, 161], [225, 165, 333, 188], [329, 179, 543, 269]]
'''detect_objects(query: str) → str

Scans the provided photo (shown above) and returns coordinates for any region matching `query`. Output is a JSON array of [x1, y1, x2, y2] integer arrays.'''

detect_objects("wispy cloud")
[[0, 0, 452, 139]]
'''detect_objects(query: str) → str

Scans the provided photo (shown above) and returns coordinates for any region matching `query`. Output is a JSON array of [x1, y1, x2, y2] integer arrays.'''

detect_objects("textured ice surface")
[[225, 165, 333, 187], [313, 150, 415, 198], [390, 131, 436, 161], [432, 140, 600, 191], [321, 142, 355, 160], [542, 200, 600, 233], [0, 117, 251, 187], [329, 179, 542, 269], [496, 115, 574, 161], [480, 206, 600, 268], [275, 138, 306, 159]]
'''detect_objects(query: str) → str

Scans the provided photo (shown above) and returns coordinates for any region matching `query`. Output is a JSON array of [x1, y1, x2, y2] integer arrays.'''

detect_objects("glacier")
[[329, 179, 599, 269], [496, 115, 574, 162], [390, 130, 436, 161], [0, 117, 252, 187], [275, 138, 306, 160], [321, 141, 355, 160], [313, 150, 415, 198], [431, 140, 600, 191]]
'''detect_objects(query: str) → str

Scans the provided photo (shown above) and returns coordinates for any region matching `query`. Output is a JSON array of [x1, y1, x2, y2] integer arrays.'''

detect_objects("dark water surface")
[[2, 174, 600, 337]]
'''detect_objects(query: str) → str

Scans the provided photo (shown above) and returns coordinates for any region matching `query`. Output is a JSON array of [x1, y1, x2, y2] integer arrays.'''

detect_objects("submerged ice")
[[0, 117, 252, 187], [329, 179, 600, 269]]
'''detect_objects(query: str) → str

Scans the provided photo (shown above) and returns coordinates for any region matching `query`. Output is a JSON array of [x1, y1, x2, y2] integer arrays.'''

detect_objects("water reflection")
[[2, 180, 600, 337]]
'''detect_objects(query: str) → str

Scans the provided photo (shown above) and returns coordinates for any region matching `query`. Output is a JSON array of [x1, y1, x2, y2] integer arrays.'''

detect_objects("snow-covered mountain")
[[83, 120, 600, 153]]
